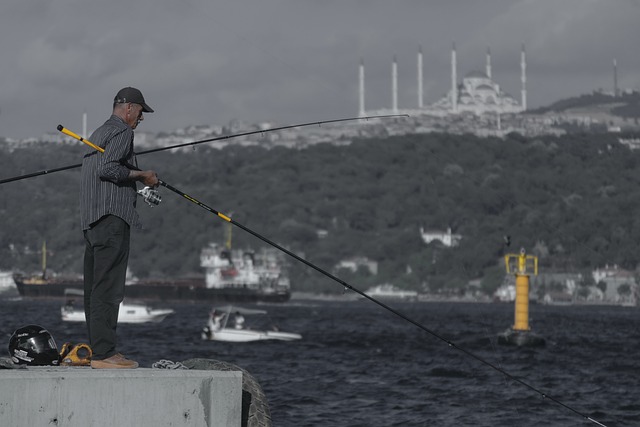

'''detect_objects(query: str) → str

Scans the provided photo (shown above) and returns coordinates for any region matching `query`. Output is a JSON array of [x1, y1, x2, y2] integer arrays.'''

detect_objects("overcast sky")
[[1, 0, 639, 139]]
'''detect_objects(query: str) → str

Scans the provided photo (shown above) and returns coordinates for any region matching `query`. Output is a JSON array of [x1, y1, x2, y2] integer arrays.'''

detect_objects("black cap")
[[114, 87, 154, 113]]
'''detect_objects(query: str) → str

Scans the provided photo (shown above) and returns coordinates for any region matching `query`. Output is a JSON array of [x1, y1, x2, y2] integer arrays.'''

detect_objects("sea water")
[[1, 296, 638, 426]]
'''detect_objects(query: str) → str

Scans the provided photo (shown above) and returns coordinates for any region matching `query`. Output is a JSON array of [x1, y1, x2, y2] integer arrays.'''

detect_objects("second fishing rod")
[[0, 115, 406, 186], [58, 124, 607, 426]]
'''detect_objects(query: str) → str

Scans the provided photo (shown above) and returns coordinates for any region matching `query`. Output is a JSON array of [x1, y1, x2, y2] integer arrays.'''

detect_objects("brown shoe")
[[91, 353, 139, 369]]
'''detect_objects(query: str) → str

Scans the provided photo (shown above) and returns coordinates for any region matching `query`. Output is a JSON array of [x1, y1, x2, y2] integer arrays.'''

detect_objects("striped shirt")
[[80, 115, 142, 230]]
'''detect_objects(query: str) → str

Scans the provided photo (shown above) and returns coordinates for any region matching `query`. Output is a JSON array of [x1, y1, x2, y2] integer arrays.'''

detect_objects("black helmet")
[[8, 324, 60, 366]]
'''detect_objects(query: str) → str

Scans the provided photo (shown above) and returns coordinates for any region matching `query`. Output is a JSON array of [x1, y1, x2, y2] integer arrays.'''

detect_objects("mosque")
[[359, 44, 527, 117]]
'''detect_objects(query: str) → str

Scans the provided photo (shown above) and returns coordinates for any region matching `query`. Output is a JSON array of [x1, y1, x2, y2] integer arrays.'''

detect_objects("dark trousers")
[[83, 215, 130, 360]]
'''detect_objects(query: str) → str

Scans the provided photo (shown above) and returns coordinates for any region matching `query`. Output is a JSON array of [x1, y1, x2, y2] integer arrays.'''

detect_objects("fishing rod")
[[58, 125, 608, 427], [0, 114, 407, 185], [0, 162, 83, 184], [137, 114, 407, 155]]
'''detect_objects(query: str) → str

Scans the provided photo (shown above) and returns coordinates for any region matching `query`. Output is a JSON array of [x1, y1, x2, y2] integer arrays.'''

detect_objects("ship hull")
[[13, 275, 291, 303]]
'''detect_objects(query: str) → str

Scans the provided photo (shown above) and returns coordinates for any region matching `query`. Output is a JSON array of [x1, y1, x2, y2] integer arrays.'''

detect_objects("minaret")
[[486, 47, 492, 79], [392, 55, 398, 114], [613, 58, 618, 98], [520, 44, 527, 111], [451, 42, 457, 113], [82, 111, 87, 139], [358, 59, 365, 117], [417, 46, 423, 109]]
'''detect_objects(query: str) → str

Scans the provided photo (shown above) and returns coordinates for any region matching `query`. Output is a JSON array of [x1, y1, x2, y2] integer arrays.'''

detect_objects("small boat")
[[201, 305, 302, 342], [60, 289, 174, 324]]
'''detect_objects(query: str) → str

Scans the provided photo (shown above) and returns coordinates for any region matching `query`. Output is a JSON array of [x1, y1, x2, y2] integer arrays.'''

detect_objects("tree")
[[617, 283, 631, 297], [596, 281, 607, 294]]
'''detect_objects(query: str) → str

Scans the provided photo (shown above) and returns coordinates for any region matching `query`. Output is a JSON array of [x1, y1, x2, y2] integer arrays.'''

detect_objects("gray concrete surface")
[[0, 367, 242, 427]]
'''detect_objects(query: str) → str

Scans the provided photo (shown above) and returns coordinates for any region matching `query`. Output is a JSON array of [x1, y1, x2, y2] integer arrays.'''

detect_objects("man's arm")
[[99, 128, 159, 188], [99, 128, 135, 183]]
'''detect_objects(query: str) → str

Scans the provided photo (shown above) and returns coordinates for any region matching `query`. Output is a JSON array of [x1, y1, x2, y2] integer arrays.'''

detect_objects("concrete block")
[[0, 367, 242, 427]]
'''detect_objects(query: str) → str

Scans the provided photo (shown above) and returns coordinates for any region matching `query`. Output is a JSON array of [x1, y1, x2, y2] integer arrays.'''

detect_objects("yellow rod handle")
[[57, 125, 104, 153]]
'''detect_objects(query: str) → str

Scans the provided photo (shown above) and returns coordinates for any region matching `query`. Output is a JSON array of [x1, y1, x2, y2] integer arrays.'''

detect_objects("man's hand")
[[130, 170, 159, 188]]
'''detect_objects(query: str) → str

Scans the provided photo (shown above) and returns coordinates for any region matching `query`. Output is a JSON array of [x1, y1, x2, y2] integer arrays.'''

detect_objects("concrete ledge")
[[0, 367, 242, 427]]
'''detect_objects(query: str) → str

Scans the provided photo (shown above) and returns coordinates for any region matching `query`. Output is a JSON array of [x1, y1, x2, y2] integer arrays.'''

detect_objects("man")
[[80, 87, 159, 369]]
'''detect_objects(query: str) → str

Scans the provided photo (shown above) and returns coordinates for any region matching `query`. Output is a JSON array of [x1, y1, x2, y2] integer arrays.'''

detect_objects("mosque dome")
[[476, 84, 494, 91], [465, 70, 488, 79]]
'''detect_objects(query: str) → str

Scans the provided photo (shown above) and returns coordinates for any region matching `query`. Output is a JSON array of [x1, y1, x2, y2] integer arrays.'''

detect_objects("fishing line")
[[58, 125, 608, 427], [0, 115, 405, 186]]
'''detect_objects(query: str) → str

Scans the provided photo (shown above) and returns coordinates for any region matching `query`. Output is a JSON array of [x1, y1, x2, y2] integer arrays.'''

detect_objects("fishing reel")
[[137, 186, 162, 207]]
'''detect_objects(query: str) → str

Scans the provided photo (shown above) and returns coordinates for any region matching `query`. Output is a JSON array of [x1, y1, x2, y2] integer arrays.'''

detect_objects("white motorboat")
[[201, 305, 302, 342], [61, 289, 174, 324]]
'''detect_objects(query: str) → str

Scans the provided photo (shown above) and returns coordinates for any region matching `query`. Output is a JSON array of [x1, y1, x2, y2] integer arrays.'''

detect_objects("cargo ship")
[[13, 242, 291, 303]]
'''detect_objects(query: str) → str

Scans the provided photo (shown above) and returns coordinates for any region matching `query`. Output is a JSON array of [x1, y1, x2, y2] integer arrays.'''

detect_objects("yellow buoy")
[[498, 247, 544, 346]]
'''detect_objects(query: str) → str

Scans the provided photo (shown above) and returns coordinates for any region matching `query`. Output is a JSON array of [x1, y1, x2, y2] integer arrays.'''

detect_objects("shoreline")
[[290, 291, 638, 307]]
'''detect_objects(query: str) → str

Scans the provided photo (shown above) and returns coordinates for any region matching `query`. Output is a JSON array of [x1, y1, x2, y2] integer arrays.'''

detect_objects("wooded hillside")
[[1, 130, 638, 295]]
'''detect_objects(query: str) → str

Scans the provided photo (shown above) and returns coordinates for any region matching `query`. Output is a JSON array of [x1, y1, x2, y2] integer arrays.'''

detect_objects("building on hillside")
[[335, 257, 378, 275], [419, 227, 462, 247], [431, 69, 523, 115], [592, 265, 637, 305], [619, 138, 640, 149], [525, 272, 579, 305], [493, 283, 516, 302]]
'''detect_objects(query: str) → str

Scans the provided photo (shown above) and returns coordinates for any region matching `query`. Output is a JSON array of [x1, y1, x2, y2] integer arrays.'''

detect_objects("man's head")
[[113, 87, 153, 129]]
